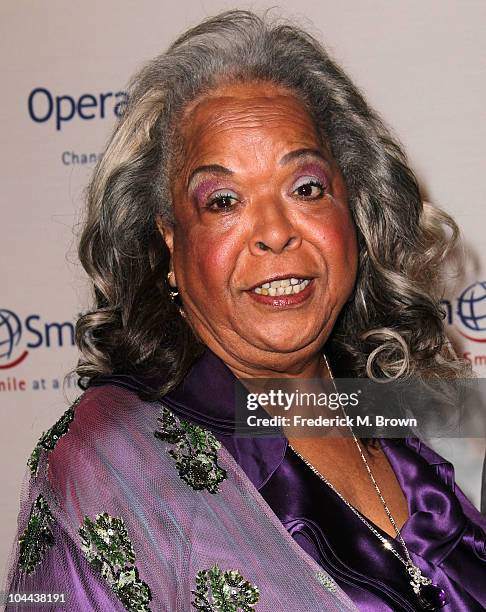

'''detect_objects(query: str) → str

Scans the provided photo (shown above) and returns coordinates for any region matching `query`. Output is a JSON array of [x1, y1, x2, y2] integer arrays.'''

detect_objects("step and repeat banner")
[[1, 0, 485, 576]]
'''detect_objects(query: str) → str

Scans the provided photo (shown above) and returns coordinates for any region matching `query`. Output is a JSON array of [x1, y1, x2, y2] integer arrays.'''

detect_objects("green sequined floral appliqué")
[[192, 564, 260, 611], [79, 512, 152, 612], [316, 571, 338, 593], [27, 396, 80, 476], [154, 406, 227, 493], [18, 494, 55, 574]]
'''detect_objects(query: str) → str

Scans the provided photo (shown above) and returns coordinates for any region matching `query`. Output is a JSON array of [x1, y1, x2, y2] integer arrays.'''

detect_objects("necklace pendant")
[[407, 563, 447, 610], [416, 583, 448, 610]]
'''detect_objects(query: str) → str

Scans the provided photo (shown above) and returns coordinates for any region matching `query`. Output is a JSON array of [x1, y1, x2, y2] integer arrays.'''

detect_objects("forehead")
[[178, 81, 322, 161]]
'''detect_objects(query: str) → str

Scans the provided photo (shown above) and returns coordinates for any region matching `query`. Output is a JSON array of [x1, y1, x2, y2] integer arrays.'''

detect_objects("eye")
[[292, 176, 326, 200], [207, 190, 239, 211]]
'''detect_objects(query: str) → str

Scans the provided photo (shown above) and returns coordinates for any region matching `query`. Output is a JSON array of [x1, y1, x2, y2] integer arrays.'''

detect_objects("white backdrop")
[[1, 0, 485, 578]]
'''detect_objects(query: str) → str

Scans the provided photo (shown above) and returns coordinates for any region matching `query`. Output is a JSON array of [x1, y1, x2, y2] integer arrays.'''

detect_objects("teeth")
[[252, 277, 311, 296]]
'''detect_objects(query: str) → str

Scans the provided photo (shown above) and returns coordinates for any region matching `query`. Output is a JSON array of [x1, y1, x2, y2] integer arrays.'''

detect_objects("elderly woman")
[[4, 10, 486, 612]]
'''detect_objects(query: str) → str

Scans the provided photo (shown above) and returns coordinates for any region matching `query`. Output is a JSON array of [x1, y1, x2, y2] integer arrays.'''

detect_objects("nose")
[[249, 200, 301, 256]]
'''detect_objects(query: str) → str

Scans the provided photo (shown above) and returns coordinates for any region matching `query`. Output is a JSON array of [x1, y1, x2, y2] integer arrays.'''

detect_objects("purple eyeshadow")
[[192, 179, 228, 207], [295, 163, 329, 187], [189, 159, 329, 207]]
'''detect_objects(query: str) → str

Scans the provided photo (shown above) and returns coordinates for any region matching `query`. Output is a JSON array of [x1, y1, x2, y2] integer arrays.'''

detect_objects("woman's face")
[[159, 81, 358, 375]]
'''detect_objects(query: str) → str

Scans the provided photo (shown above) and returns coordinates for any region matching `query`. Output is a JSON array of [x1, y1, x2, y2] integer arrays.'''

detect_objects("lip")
[[247, 273, 314, 291], [247, 278, 315, 308]]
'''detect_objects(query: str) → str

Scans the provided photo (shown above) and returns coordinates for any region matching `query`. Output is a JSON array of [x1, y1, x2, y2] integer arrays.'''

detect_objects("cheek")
[[312, 212, 358, 279], [324, 176, 357, 270], [175, 224, 241, 295]]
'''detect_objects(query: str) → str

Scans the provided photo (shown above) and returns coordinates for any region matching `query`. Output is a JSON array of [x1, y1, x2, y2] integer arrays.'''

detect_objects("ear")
[[155, 215, 177, 288], [155, 214, 174, 257]]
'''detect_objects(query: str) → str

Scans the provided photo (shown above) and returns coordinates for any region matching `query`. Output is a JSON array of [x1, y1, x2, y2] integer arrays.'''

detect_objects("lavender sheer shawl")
[[3, 384, 357, 611]]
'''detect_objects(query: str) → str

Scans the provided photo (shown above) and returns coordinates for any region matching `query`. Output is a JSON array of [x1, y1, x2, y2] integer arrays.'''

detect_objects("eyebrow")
[[279, 148, 328, 166], [186, 148, 328, 190], [187, 164, 233, 191]]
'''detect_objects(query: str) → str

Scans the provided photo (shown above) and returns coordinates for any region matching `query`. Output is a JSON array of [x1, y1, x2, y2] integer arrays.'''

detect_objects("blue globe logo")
[[457, 281, 486, 333], [0, 309, 22, 361]]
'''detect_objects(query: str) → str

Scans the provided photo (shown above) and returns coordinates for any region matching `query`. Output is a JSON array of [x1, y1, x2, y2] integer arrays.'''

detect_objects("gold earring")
[[167, 271, 179, 299]]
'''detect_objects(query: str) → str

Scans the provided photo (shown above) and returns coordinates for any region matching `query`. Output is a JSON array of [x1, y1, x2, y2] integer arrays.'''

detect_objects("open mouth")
[[246, 274, 316, 308], [251, 277, 311, 296]]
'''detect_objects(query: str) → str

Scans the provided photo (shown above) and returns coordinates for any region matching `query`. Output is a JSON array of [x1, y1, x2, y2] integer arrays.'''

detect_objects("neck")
[[218, 348, 329, 381]]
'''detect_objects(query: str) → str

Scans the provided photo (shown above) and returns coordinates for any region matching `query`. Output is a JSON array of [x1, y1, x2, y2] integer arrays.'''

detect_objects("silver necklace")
[[287, 355, 447, 611]]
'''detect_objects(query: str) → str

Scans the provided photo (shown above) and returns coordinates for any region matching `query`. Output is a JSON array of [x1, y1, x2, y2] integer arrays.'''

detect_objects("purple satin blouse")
[[100, 349, 486, 611]]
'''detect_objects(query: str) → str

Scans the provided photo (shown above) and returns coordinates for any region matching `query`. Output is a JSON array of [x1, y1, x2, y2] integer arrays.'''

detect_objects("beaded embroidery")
[[27, 397, 80, 476], [79, 512, 152, 612], [192, 564, 260, 611], [18, 494, 54, 574], [154, 406, 227, 493], [316, 571, 338, 593]]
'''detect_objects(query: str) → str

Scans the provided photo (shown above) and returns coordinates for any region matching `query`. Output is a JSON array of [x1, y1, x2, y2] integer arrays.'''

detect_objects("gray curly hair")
[[75, 9, 468, 395]]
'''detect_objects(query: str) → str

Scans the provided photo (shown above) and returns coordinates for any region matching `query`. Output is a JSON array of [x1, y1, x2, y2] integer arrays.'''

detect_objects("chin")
[[246, 328, 321, 356]]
